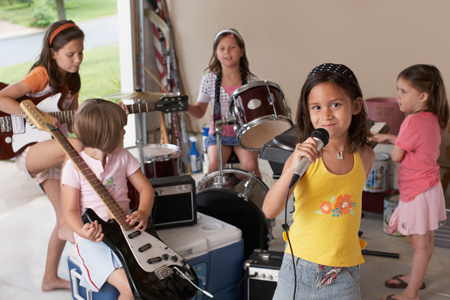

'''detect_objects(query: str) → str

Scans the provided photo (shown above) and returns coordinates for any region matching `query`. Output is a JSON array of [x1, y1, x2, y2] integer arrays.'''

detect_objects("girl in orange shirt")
[[0, 20, 84, 291]]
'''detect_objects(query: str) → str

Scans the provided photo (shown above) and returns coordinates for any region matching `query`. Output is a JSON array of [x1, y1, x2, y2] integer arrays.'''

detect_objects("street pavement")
[[0, 15, 118, 68]]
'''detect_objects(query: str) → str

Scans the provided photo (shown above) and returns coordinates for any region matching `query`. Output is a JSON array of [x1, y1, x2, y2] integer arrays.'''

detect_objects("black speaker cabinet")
[[148, 175, 197, 230], [244, 249, 284, 300]]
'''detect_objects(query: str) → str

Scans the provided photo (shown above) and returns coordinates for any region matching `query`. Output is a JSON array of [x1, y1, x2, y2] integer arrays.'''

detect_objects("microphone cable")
[[284, 184, 297, 300], [237, 272, 258, 300]]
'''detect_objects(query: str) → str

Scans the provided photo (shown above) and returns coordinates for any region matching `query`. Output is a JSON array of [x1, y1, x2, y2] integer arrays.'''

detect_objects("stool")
[[226, 150, 240, 168]]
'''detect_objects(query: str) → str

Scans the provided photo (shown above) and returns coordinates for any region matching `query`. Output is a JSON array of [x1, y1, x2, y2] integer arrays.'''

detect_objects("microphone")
[[288, 128, 329, 189]]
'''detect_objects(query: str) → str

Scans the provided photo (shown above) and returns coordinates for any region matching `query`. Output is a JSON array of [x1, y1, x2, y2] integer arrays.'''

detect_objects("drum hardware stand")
[[264, 80, 278, 118], [213, 114, 235, 188], [243, 173, 254, 195], [134, 95, 147, 177]]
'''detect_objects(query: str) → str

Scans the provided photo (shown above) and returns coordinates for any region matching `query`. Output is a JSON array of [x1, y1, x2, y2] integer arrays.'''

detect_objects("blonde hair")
[[74, 99, 127, 153]]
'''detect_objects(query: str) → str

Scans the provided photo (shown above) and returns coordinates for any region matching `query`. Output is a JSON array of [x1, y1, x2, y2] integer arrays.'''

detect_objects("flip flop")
[[385, 275, 426, 290], [386, 295, 398, 300]]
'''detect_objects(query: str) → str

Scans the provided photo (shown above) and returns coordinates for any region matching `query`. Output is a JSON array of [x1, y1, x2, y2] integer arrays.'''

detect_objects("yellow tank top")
[[285, 152, 367, 267]]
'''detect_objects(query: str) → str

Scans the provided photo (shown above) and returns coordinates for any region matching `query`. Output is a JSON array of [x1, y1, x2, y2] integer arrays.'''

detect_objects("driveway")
[[0, 15, 119, 68]]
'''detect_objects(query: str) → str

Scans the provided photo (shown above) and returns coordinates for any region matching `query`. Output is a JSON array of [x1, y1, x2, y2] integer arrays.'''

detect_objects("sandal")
[[385, 295, 398, 300], [385, 275, 426, 290]]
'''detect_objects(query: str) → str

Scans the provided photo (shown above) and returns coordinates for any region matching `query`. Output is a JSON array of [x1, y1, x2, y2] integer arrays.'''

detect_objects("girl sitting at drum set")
[[187, 28, 261, 179]]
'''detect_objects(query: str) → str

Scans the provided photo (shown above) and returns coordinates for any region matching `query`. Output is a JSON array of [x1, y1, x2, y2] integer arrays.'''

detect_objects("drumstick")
[[143, 65, 170, 144], [144, 65, 169, 93], [159, 112, 169, 144]]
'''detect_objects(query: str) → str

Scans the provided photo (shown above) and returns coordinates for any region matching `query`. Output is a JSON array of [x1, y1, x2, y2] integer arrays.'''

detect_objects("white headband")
[[214, 29, 243, 44]]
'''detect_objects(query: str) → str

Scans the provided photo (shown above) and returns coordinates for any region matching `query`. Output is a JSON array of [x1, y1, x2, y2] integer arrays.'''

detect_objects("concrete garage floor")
[[0, 159, 449, 300]]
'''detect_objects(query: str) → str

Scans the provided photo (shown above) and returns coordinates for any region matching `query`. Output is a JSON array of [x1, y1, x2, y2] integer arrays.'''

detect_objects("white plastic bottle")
[[189, 136, 202, 173]]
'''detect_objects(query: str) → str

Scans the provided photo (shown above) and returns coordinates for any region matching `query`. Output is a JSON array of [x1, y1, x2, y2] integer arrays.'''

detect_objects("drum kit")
[[106, 80, 294, 259], [196, 80, 293, 258]]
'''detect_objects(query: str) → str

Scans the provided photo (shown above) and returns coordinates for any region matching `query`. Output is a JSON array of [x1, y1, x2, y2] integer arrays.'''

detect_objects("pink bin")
[[366, 98, 405, 136]]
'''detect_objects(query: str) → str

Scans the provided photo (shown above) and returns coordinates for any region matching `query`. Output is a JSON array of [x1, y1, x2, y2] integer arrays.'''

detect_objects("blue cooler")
[[68, 213, 244, 300]]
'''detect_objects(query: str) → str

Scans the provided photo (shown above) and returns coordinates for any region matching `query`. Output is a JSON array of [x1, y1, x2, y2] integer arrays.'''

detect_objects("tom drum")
[[229, 81, 293, 151]]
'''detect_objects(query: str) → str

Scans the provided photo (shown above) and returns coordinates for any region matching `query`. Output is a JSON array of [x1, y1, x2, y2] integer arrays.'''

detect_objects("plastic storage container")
[[364, 152, 390, 193], [366, 98, 405, 136]]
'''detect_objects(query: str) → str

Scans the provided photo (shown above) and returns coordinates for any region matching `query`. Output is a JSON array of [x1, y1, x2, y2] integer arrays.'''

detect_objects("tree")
[[55, 0, 65, 20]]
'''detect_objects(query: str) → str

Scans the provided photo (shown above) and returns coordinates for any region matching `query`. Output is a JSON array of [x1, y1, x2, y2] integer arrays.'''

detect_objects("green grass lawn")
[[0, 0, 117, 27], [0, 44, 121, 104]]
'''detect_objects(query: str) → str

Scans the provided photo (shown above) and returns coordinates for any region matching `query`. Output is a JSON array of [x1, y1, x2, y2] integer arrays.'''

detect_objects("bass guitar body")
[[82, 208, 198, 300], [0, 82, 65, 160]]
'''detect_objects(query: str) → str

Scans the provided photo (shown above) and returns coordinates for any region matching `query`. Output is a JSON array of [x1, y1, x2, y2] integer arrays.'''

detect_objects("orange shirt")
[[22, 66, 78, 111]]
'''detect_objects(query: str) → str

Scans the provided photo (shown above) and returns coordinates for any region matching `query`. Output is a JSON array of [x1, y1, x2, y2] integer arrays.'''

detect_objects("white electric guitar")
[[0, 83, 187, 160]]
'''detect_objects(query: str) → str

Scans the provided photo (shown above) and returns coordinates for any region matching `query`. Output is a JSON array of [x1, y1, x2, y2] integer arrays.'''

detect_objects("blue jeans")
[[272, 254, 361, 300], [204, 134, 239, 150]]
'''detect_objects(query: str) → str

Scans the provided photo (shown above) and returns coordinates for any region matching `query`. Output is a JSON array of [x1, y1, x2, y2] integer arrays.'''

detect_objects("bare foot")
[[42, 276, 71, 291], [58, 224, 75, 244]]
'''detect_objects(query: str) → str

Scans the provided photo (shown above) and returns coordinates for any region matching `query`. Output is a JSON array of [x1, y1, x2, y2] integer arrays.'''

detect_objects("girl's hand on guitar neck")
[[79, 220, 104, 242], [126, 210, 149, 231], [118, 101, 130, 116], [43, 111, 62, 128]]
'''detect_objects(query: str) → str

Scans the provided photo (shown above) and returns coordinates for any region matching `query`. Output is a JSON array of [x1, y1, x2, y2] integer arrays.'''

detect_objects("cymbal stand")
[[135, 98, 146, 176]]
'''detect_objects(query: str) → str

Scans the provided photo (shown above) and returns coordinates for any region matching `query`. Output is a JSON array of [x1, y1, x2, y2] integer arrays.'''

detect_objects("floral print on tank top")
[[315, 191, 356, 217]]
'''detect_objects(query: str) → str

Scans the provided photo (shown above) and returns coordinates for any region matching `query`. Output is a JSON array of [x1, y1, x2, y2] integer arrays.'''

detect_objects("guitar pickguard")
[[11, 94, 61, 152], [121, 227, 188, 275]]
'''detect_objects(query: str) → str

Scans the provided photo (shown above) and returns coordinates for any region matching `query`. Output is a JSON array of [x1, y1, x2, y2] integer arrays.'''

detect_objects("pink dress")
[[387, 112, 447, 235]]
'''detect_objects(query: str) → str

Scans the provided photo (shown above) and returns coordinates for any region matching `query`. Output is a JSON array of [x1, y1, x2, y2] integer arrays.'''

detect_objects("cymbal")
[[103, 91, 166, 101]]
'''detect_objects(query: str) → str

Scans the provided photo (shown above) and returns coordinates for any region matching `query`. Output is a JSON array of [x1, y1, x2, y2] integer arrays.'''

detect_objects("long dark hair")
[[398, 64, 449, 131], [31, 20, 84, 93], [296, 70, 371, 153], [205, 29, 251, 78]]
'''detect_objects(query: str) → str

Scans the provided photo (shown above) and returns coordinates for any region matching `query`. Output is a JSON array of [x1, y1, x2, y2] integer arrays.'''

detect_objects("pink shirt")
[[211, 85, 241, 136], [396, 112, 441, 202], [61, 149, 141, 243]]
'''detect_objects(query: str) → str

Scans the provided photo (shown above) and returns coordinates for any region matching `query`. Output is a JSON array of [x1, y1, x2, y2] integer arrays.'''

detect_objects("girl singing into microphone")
[[263, 63, 375, 300]]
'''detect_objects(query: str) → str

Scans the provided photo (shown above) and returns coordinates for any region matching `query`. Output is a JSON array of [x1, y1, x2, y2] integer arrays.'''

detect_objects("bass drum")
[[196, 169, 274, 259]]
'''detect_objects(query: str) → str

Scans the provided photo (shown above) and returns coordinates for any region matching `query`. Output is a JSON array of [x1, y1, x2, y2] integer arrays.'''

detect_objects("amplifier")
[[244, 249, 284, 300], [148, 175, 197, 230]]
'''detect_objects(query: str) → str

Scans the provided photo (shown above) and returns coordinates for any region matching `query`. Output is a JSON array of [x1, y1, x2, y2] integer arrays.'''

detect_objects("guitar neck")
[[50, 110, 76, 124], [53, 102, 157, 124], [51, 129, 133, 230]]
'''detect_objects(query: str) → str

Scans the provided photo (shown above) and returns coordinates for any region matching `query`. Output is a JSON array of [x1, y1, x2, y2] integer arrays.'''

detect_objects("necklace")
[[322, 146, 351, 160]]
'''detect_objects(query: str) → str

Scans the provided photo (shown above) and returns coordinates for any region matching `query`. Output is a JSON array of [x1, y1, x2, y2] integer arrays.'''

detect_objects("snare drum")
[[196, 169, 274, 259], [229, 81, 293, 151], [127, 144, 180, 209]]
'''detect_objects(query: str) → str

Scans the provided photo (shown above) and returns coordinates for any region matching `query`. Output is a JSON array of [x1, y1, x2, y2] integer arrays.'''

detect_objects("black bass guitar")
[[19, 100, 199, 300]]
